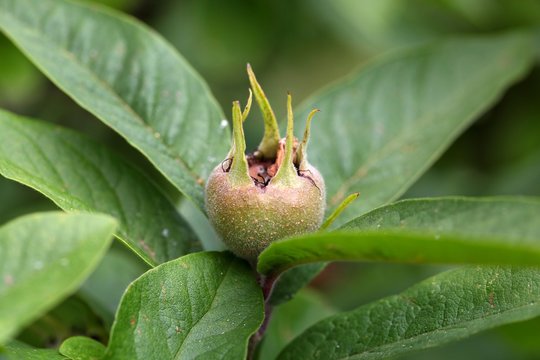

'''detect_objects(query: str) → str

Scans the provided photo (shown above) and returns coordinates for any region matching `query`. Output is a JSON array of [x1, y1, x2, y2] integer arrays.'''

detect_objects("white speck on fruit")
[[220, 119, 229, 129]]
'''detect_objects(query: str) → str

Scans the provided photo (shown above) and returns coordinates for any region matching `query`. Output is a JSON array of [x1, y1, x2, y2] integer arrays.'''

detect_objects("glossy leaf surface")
[[1, 341, 66, 359], [59, 336, 105, 360], [104, 252, 264, 360], [0, 212, 116, 343], [258, 197, 540, 275], [0, 110, 198, 266], [0, 0, 229, 210], [294, 32, 534, 224], [279, 266, 540, 359]]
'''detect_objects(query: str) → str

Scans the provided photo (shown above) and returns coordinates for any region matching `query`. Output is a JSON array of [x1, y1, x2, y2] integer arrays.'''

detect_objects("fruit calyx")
[[225, 74, 320, 190]]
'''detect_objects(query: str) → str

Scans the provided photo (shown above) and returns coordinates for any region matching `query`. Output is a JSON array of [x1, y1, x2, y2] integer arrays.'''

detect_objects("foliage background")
[[1, 0, 539, 358]]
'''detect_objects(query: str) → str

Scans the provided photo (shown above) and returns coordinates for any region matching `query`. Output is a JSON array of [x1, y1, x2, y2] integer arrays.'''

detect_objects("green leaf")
[[269, 264, 326, 306], [258, 197, 540, 275], [259, 289, 335, 360], [278, 266, 540, 359], [104, 252, 264, 360], [294, 32, 534, 225], [79, 246, 149, 327], [0, 0, 229, 211], [265, 32, 536, 304], [60, 336, 105, 360], [0, 212, 116, 344], [1, 341, 66, 360], [0, 109, 199, 266], [17, 296, 108, 349]]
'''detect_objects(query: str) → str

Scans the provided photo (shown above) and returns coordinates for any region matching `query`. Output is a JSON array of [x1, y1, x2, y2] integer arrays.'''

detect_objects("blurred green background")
[[1, 0, 539, 358]]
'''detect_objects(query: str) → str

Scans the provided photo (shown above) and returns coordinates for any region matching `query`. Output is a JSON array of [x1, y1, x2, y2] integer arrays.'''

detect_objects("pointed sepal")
[[247, 64, 280, 159], [272, 93, 300, 187], [321, 192, 360, 230], [228, 101, 252, 186], [296, 108, 319, 171], [242, 89, 252, 122]]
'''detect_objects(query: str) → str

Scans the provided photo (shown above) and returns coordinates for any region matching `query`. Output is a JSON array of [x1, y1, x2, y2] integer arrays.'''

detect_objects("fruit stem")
[[228, 101, 252, 186], [321, 192, 360, 230], [247, 274, 278, 360], [247, 63, 280, 159], [297, 108, 319, 171], [272, 93, 299, 187]]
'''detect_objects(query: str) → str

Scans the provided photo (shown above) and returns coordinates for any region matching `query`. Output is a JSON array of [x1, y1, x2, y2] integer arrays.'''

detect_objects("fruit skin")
[[205, 65, 325, 263], [205, 162, 325, 262]]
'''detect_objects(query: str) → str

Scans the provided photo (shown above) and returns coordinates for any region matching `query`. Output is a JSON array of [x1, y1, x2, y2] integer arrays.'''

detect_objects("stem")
[[247, 274, 278, 360]]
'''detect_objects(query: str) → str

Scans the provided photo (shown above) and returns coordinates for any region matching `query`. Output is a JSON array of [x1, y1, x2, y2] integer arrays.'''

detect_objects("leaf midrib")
[[172, 259, 234, 359]]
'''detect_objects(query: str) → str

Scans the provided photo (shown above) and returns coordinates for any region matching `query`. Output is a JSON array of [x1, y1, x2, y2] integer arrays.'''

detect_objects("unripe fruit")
[[205, 65, 325, 263]]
